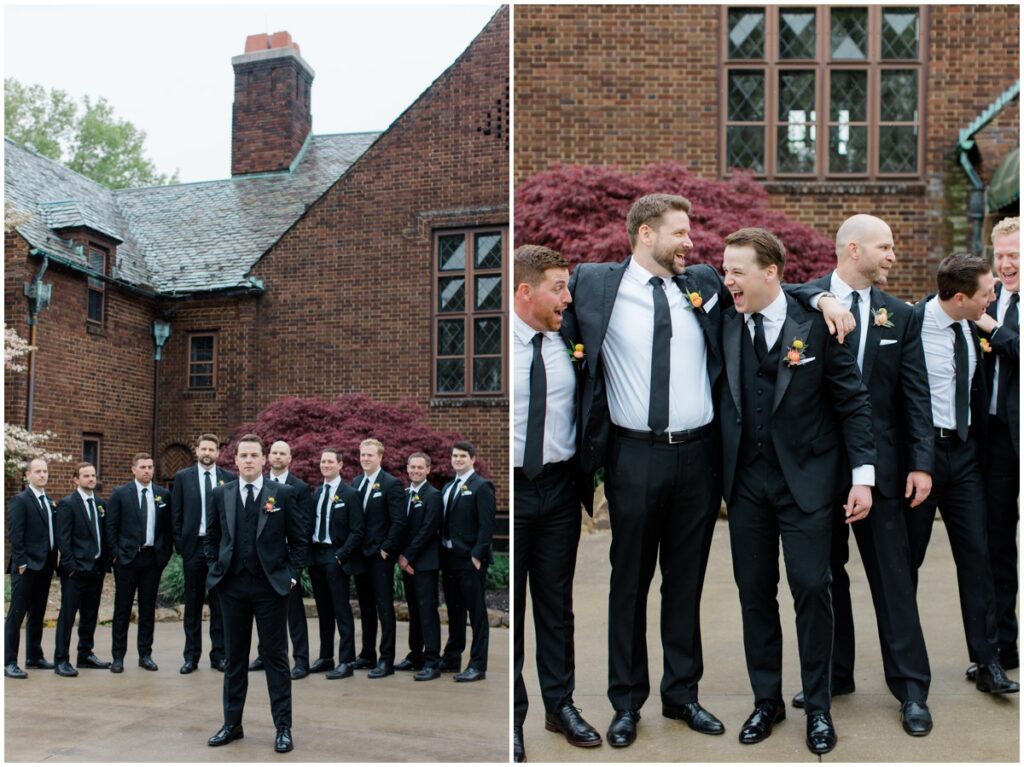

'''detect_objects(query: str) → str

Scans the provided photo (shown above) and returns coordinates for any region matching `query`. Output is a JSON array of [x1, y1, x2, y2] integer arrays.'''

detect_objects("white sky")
[[4, 3, 503, 182]]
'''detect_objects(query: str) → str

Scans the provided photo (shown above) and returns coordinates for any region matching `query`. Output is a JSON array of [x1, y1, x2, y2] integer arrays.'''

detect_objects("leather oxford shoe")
[[739, 700, 785, 745], [792, 681, 854, 709], [414, 666, 441, 681], [110, 659, 124, 674], [4, 663, 27, 679], [275, 727, 293, 753], [900, 700, 932, 736], [249, 657, 265, 671], [138, 656, 158, 671], [179, 661, 198, 674], [514, 725, 526, 762], [291, 665, 309, 680], [352, 656, 375, 670], [606, 709, 640, 748], [544, 703, 602, 747], [395, 657, 422, 671], [975, 662, 1020, 694], [326, 662, 353, 680], [212, 658, 228, 672], [454, 667, 486, 682], [662, 701, 725, 735], [309, 657, 335, 673], [208, 723, 244, 747], [55, 661, 78, 677], [368, 661, 394, 679], [25, 657, 54, 670], [806, 712, 837, 754], [77, 653, 111, 669]]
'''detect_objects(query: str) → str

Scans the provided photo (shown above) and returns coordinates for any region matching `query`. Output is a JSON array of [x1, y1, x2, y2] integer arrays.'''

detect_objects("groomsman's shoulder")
[[172, 465, 194, 482]]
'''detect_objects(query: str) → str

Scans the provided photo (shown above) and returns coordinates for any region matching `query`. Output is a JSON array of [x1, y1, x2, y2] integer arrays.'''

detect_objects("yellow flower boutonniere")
[[786, 338, 808, 367], [412, 494, 422, 504], [97, 505, 105, 518], [372, 483, 381, 491], [460, 483, 469, 493], [979, 337, 992, 354], [154, 495, 164, 504], [685, 290, 704, 311], [566, 342, 585, 365], [218, 479, 224, 486], [332, 494, 341, 503], [264, 496, 277, 514]]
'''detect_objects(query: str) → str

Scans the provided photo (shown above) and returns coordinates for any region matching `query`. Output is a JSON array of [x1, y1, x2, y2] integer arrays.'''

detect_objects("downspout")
[[151, 320, 172, 466], [958, 151, 986, 256], [23, 256, 52, 431]]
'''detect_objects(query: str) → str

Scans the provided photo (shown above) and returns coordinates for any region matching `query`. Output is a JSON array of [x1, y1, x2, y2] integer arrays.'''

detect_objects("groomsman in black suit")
[[440, 441, 495, 683], [513, 245, 600, 762], [396, 452, 444, 681], [307, 447, 364, 680], [719, 227, 876, 755], [975, 216, 1020, 673], [53, 462, 112, 676], [105, 452, 173, 673], [205, 434, 307, 753], [172, 433, 236, 674], [4, 457, 58, 678], [907, 254, 1019, 696], [351, 438, 406, 678], [798, 215, 935, 736], [251, 440, 315, 679]]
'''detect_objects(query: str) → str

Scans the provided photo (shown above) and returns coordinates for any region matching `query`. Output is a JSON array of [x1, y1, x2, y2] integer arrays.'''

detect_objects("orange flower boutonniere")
[[979, 337, 992, 354], [264, 496, 278, 514], [872, 307, 895, 328], [786, 338, 809, 366]]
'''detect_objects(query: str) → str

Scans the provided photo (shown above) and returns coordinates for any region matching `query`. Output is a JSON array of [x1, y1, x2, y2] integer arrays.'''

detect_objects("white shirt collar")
[[830, 271, 871, 302], [514, 310, 559, 346], [929, 296, 959, 330], [134, 479, 153, 494], [321, 475, 340, 490], [239, 475, 264, 494], [410, 480, 426, 493], [454, 469, 475, 483], [270, 471, 289, 483], [745, 288, 787, 323], [364, 468, 381, 486], [625, 256, 668, 287], [77, 488, 95, 503], [197, 463, 215, 475]]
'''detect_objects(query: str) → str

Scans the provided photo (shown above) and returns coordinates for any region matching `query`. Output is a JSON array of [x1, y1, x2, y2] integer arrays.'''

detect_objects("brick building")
[[514, 5, 1019, 297], [5, 8, 510, 543]]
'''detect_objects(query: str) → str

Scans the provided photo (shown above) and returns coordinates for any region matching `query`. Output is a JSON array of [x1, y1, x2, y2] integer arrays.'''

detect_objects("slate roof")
[[5, 131, 379, 294]]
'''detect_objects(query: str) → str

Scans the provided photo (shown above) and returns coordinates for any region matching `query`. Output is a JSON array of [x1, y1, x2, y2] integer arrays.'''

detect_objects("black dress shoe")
[[368, 661, 395, 679], [138, 656, 159, 671], [110, 659, 124, 674], [4, 663, 27, 679], [606, 709, 640, 748], [326, 662, 353, 680], [310, 657, 336, 673], [249, 657, 265, 671], [395, 657, 422, 671], [662, 701, 725, 735], [806, 712, 837, 754], [25, 657, 54, 669], [514, 725, 526, 762], [208, 723, 244, 747], [975, 662, 1020, 694], [352, 656, 375, 670], [77, 653, 111, 669], [55, 661, 78, 677], [212, 658, 227, 672], [966, 663, 979, 681], [414, 666, 441, 681], [454, 667, 486, 682], [275, 727, 293, 753], [544, 703, 602, 747], [792, 681, 854, 708], [900, 700, 932, 736], [739, 700, 785, 744], [291, 665, 309, 680], [180, 661, 198, 674], [439, 658, 461, 672]]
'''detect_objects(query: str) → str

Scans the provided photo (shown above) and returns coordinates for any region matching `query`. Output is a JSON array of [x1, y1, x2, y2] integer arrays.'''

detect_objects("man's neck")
[[515, 307, 547, 333], [936, 298, 964, 323], [632, 252, 672, 279], [835, 265, 871, 291], [30, 485, 46, 494], [322, 475, 339, 485]]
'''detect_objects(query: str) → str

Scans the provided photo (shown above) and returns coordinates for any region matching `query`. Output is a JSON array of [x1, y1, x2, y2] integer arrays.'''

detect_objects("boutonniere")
[[154, 495, 164, 504], [684, 289, 704, 311], [460, 483, 471, 494], [218, 479, 224, 486], [264, 496, 278, 514], [332, 494, 341, 503], [97, 504, 105, 517], [412, 493, 422, 504], [786, 338, 808, 366], [566, 341, 585, 364], [871, 307, 895, 328], [50, 500, 57, 509], [372, 483, 381, 491], [979, 337, 992, 354]]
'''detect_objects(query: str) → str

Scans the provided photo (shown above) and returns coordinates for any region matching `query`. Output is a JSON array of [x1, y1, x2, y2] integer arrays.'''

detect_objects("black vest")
[[230, 487, 261, 576], [739, 326, 782, 466]]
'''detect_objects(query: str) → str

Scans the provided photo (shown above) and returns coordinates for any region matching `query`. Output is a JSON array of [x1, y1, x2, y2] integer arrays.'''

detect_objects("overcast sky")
[[5, 3, 503, 182]]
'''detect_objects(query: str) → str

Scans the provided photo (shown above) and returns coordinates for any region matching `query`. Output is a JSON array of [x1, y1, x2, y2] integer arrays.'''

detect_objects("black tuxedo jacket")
[[7, 488, 55, 573], [171, 465, 237, 562], [204, 479, 308, 597], [105, 482, 173, 568], [402, 482, 442, 571], [56, 492, 108, 575], [556, 324, 596, 515], [808, 276, 934, 497], [982, 282, 1020, 456], [442, 472, 496, 566], [271, 472, 315, 567], [720, 295, 877, 513], [353, 470, 407, 559], [310, 480, 365, 575]]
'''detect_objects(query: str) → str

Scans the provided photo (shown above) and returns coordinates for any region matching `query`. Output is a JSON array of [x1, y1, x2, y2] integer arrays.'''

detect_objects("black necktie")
[[244, 484, 256, 516], [649, 276, 671, 435], [406, 487, 414, 516], [203, 471, 213, 528], [523, 333, 546, 479], [86, 498, 100, 557], [752, 313, 768, 363], [443, 480, 458, 539], [1007, 292, 1020, 332], [39, 495, 53, 551], [140, 487, 148, 538], [847, 290, 862, 369], [318, 485, 331, 543], [951, 323, 970, 441]]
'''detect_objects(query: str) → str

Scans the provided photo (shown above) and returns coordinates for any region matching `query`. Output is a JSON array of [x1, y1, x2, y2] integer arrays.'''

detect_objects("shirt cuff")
[[290, 578, 296, 585], [851, 465, 875, 487]]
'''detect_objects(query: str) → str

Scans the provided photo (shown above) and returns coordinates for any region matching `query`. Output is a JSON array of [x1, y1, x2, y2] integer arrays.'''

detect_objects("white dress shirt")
[[77, 487, 102, 559], [238, 474, 265, 503], [197, 464, 216, 536], [34, 489, 54, 551], [269, 471, 290, 484], [988, 287, 1017, 414], [603, 259, 714, 431], [921, 297, 977, 429], [359, 468, 381, 508], [442, 470, 475, 549], [513, 312, 576, 468], [314, 476, 341, 544], [135, 480, 156, 546], [829, 272, 871, 371], [407, 480, 427, 515]]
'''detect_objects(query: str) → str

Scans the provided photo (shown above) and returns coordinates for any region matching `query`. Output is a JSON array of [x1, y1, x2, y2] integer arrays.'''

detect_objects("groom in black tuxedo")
[[205, 434, 308, 754]]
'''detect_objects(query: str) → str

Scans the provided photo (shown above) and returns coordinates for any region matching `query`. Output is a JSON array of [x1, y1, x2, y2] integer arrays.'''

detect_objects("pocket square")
[[372, 492, 383, 498], [332, 502, 345, 508], [794, 356, 817, 366], [879, 339, 898, 346], [703, 292, 719, 312]]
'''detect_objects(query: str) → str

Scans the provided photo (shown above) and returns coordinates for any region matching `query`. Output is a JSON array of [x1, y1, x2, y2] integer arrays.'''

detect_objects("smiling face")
[[853, 220, 897, 286], [319, 450, 340, 481], [360, 444, 383, 474], [407, 456, 429, 485], [993, 230, 1020, 293], [639, 209, 692, 277], [450, 448, 475, 474], [723, 244, 779, 314], [955, 271, 997, 321]]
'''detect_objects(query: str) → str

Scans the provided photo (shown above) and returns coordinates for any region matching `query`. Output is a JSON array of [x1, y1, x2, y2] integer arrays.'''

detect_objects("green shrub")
[[159, 552, 185, 604], [486, 554, 509, 590]]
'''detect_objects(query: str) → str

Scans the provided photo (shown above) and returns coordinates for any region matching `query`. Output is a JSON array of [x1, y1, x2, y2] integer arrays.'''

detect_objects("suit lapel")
[[723, 310, 744, 416], [256, 483, 271, 539], [31, 490, 49, 527], [597, 261, 629, 361], [77, 494, 98, 547], [225, 484, 238, 545], [674, 273, 719, 365], [987, 283, 1001, 320], [773, 301, 812, 414], [860, 286, 885, 385]]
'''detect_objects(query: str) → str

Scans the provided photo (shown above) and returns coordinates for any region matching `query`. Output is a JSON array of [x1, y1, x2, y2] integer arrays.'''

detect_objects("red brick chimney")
[[231, 31, 314, 176]]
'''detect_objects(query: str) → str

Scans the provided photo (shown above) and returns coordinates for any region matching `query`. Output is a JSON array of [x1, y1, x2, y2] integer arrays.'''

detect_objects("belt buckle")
[[937, 427, 950, 439], [667, 430, 685, 445]]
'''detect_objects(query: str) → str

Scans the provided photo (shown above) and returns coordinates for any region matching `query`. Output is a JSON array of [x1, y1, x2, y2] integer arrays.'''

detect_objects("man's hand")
[[471, 556, 481, 571], [820, 296, 855, 345], [844, 484, 872, 524], [290, 578, 297, 589], [398, 555, 415, 575], [18, 565, 26, 574], [975, 313, 997, 334], [904, 471, 932, 508], [380, 549, 388, 560]]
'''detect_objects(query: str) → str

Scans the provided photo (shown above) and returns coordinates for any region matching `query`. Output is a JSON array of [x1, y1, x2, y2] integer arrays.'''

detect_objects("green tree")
[[5, 77, 178, 189]]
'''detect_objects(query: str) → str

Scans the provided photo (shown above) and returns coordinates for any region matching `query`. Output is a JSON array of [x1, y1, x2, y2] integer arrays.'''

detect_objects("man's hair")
[[407, 451, 432, 467], [514, 245, 569, 289], [132, 452, 152, 466], [73, 462, 95, 479], [991, 216, 1020, 241], [626, 194, 691, 249], [321, 447, 342, 462], [360, 438, 384, 455], [24, 456, 47, 473], [236, 434, 265, 453], [937, 253, 991, 300], [452, 440, 476, 458], [196, 433, 220, 447], [724, 227, 787, 275]]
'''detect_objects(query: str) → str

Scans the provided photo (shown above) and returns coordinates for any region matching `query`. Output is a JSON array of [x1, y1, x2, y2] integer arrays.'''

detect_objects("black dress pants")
[[54, 566, 105, 664], [442, 558, 489, 671], [403, 568, 441, 668], [354, 556, 396, 665], [111, 548, 162, 661], [984, 418, 1019, 656], [514, 462, 581, 727], [309, 555, 356, 663], [287, 575, 310, 668], [441, 553, 466, 669], [182, 550, 224, 664], [4, 552, 56, 665]]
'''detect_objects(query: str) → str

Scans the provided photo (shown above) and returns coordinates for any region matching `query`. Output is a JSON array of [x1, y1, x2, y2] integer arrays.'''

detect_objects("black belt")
[[514, 459, 572, 482], [614, 423, 714, 445], [934, 426, 973, 441]]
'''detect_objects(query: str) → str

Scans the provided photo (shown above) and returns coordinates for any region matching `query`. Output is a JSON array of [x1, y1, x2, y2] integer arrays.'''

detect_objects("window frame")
[[82, 434, 101, 481], [187, 332, 217, 390], [85, 244, 108, 326]]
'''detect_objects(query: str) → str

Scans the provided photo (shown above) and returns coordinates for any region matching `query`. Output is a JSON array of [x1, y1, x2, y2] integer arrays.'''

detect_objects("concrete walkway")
[[521, 519, 1020, 762], [5, 618, 509, 762]]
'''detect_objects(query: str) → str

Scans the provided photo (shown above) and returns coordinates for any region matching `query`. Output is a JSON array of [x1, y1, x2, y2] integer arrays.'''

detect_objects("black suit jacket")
[[808, 276, 934, 497], [271, 472, 314, 567], [720, 295, 877, 513], [981, 282, 1020, 456], [56, 492, 108, 575], [555, 324, 596, 515], [310, 480, 365, 575], [442, 472, 496, 567], [171, 465, 237, 562], [402, 482, 442, 571], [353, 470, 407, 559], [104, 482, 173, 568], [7, 488, 55, 574], [204, 479, 308, 597]]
